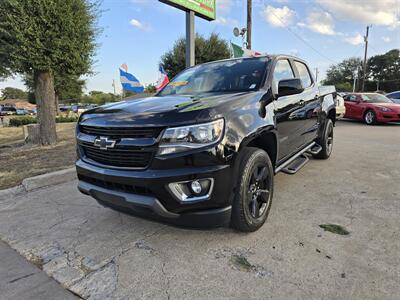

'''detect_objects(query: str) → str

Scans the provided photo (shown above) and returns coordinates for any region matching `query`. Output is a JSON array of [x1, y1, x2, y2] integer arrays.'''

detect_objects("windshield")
[[158, 57, 269, 96], [361, 94, 393, 103]]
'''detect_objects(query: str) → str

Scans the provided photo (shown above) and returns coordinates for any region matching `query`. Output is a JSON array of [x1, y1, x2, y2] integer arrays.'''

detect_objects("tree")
[[145, 84, 156, 93], [367, 49, 400, 92], [81, 91, 117, 105], [24, 72, 86, 107], [1, 87, 28, 100], [161, 33, 231, 79], [323, 57, 363, 91], [0, 0, 98, 145]]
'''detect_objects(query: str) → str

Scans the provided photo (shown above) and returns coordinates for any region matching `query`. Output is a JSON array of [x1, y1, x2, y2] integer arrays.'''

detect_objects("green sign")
[[159, 0, 216, 21]]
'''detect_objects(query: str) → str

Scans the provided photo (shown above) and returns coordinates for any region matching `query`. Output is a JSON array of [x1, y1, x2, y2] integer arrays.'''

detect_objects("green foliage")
[[161, 33, 231, 78], [9, 116, 37, 127], [9, 115, 78, 126], [81, 91, 118, 105], [334, 82, 353, 92], [144, 84, 157, 93], [1, 87, 28, 99], [56, 115, 79, 123], [24, 72, 86, 101], [319, 224, 350, 235], [0, 0, 99, 77], [323, 57, 362, 88], [323, 49, 400, 92]]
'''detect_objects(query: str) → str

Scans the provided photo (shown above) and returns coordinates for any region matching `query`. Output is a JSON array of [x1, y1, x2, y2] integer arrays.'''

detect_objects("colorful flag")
[[231, 42, 263, 58], [119, 64, 144, 93], [156, 65, 169, 91], [231, 42, 244, 58]]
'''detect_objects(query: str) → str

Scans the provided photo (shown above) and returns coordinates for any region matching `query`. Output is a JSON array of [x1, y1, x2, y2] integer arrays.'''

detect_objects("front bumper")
[[76, 159, 234, 228], [376, 111, 400, 123]]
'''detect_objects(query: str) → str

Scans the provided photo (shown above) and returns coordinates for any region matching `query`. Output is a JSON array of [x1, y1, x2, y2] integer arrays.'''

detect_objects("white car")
[[336, 95, 346, 118]]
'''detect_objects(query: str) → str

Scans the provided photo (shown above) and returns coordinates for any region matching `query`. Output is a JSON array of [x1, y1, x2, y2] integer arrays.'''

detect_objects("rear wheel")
[[364, 110, 376, 125], [231, 147, 274, 232], [313, 118, 333, 159]]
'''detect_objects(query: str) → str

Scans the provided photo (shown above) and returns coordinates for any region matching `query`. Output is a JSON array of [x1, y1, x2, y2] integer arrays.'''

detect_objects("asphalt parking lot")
[[0, 120, 399, 299]]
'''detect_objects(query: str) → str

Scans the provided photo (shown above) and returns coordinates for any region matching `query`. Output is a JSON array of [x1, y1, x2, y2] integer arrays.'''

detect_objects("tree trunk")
[[34, 70, 57, 145], [55, 93, 60, 115], [23, 124, 40, 144]]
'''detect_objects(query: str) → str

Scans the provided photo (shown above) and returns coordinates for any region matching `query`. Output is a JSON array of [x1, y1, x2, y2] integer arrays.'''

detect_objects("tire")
[[231, 147, 274, 232], [314, 118, 333, 159], [364, 110, 376, 125]]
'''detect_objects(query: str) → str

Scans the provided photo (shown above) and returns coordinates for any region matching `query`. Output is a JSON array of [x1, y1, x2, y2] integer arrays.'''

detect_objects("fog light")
[[191, 180, 202, 194], [167, 178, 214, 203]]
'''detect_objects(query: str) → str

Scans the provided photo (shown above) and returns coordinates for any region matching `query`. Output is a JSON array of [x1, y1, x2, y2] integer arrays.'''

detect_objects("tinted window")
[[158, 57, 269, 96], [272, 59, 294, 91], [360, 94, 393, 103], [294, 61, 312, 88], [344, 95, 357, 102]]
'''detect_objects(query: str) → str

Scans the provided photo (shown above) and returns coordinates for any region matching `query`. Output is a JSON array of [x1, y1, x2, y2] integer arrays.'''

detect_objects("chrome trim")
[[275, 142, 315, 174], [167, 178, 215, 203]]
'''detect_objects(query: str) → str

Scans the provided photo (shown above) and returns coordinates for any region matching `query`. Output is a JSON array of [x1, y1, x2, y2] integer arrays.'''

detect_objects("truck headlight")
[[158, 119, 224, 155]]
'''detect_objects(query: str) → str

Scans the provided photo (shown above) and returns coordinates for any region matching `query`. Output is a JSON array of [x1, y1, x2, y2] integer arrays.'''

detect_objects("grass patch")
[[319, 224, 350, 235], [0, 123, 77, 189], [230, 254, 253, 272]]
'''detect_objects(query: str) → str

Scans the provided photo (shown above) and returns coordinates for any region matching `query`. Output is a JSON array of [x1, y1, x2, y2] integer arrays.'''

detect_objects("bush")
[[56, 115, 79, 123], [9, 116, 37, 126], [9, 114, 79, 126]]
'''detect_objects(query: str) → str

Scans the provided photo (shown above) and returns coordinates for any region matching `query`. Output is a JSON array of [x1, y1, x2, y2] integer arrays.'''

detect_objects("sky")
[[1, 0, 399, 94]]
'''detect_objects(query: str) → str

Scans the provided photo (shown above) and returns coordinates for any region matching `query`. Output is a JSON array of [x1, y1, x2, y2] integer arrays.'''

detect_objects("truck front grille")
[[81, 143, 153, 168], [78, 124, 164, 169], [79, 125, 163, 139]]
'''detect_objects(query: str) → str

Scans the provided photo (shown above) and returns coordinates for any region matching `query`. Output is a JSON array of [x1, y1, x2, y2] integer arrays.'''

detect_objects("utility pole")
[[186, 11, 195, 67], [246, 0, 252, 49], [112, 79, 116, 95], [362, 25, 370, 92], [315, 68, 318, 82]]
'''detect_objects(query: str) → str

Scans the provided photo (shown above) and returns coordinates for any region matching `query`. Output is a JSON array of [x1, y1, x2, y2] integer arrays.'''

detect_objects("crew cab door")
[[272, 59, 304, 161], [292, 60, 320, 145]]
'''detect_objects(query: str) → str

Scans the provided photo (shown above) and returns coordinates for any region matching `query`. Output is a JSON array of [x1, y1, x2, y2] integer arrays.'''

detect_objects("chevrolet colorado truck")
[[76, 55, 336, 232]]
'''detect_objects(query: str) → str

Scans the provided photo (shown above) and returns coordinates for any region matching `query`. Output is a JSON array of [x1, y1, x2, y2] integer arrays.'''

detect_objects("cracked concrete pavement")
[[0, 121, 399, 299]]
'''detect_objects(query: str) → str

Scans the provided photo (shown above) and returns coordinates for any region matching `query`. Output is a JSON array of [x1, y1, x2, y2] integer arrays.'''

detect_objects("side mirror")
[[278, 78, 304, 97]]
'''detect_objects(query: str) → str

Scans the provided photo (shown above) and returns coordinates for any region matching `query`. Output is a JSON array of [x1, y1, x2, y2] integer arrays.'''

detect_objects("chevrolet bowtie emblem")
[[94, 137, 116, 150]]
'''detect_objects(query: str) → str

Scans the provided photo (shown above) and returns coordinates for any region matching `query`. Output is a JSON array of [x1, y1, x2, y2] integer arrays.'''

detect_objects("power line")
[[268, 9, 338, 65]]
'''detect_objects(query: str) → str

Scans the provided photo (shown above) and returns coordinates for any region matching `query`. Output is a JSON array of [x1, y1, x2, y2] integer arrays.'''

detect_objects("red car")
[[343, 93, 400, 125]]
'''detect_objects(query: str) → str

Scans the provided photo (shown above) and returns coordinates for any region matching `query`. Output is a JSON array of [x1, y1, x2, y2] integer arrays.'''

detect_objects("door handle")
[[299, 100, 305, 106]]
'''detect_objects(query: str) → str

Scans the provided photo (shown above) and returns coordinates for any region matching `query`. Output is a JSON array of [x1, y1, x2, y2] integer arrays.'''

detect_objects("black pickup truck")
[[76, 55, 336, 232]]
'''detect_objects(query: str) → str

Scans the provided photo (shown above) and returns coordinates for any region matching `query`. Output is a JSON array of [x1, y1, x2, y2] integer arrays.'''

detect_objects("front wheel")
[[231, 148, 274, 232], [364, 110, 376, 125]]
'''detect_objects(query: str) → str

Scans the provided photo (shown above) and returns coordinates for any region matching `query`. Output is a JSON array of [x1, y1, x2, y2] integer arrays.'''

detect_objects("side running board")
[[308, 144, 322, 155], [275, 142, 315, 174], [281, 155, 309, 174]]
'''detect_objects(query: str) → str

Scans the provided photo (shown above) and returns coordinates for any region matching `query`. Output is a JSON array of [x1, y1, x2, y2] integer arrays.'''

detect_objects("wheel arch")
[[239, 128, 278, 169]]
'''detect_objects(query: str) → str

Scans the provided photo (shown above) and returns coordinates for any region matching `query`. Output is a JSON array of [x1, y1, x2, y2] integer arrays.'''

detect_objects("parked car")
[[335, 94, 346, 118], [0, 106, 17, 115], [343, 93, 400, 124], [386, 91, 400, 104], [76, 55, 337, 232], [16, 108, 29, 115]]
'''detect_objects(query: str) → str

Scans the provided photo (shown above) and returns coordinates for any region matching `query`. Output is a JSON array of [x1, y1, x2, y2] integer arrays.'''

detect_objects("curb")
[[21, 167, 77, 192]]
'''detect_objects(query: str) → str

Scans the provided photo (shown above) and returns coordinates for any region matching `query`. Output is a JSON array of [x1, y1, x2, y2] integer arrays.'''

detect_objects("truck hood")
[[79, 92, 256, 127]]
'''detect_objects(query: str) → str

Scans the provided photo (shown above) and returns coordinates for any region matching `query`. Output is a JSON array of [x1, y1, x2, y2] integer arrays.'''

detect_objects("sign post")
[[186, 11, 195, 67], [159, 0, 216, 67]]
